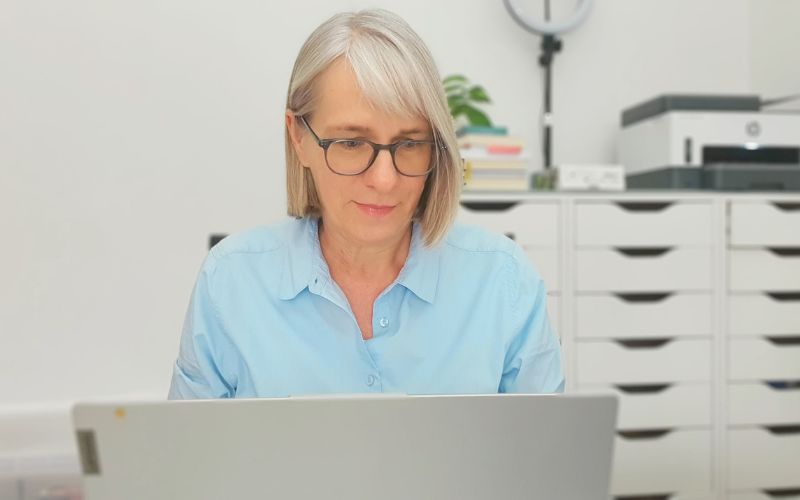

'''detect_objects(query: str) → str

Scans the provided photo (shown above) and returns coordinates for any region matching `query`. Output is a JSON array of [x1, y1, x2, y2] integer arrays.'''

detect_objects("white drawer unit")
[[730, 201, 800, 247], [524, 248, 560, 292], [728, 293, 800, 337], [612, 429, 712, 497], [729, 338, 800, 381], [456, 192, 800, 500], [576, 200, 713, 247], [457, 201, 559, 248], [728, 383, 800, 426], [579, 384, 712, 430], [729, 249, 800, 292], [728, 493, 800, 500], [576, 248, 713, 292], [576, 339, 712, 385], [728, 427, 800, 491], [575, 293, 712, 339]]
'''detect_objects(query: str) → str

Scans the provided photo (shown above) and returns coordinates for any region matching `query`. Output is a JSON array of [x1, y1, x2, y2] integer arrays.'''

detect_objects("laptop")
[[72, 393, 617, 500]]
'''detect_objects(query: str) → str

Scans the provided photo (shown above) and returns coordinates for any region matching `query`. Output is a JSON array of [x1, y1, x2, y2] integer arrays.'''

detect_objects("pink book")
[[486, 145, 523, 155]]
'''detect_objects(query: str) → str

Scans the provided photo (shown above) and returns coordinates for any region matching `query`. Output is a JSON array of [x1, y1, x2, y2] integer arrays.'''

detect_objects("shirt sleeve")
[[168, 254, 237, 400], [498, 246, 565, 394]]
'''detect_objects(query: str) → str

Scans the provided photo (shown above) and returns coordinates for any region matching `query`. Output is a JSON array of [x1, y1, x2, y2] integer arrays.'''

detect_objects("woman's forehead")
[[312, 59, 430, 133]]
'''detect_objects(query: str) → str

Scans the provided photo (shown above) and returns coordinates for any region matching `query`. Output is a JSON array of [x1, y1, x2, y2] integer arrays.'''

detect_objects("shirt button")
[[366, 375, 377, 387], [378, 317, 389, 328]]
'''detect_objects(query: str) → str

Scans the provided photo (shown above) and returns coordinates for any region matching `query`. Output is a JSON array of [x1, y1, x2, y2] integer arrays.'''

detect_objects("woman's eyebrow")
[[327, 124, 430, 137], [328, 124, 372, 134]]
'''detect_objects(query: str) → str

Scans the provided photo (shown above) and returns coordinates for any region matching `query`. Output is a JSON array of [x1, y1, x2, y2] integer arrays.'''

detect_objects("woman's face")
[[288, 59, 431, 249]]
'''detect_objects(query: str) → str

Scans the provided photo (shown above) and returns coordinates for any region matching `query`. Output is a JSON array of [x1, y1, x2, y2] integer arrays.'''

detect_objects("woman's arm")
[[498, 246, 565, 394], [168, 256, 237, 399]]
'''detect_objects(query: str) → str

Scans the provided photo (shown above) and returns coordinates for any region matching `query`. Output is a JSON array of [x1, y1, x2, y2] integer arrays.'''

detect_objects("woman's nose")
[[363, 149, 399, 190]]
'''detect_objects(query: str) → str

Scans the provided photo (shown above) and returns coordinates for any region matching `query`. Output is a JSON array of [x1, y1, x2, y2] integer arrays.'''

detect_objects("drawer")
[[576, 293, 712, 339], [525, 248, 560, 291], [728, 493, 800, 500], [730, 249, 800, 292], [728, 427, 800, 490], [579, 384, 711, 430], [612, 429, 712, 497], [576, 339, 712, 384], [729, 293, 800, 337], [729, 383, 800, 426], [576, 200, 712, 247], [457, 201, 558, 247], [576, 248, 713, 292], [730, 201, 800, 247], [729, 338, 800, 381]]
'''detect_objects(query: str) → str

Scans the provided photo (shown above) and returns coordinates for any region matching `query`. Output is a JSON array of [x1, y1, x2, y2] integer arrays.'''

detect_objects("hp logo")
[[745, 121, 761, 137]]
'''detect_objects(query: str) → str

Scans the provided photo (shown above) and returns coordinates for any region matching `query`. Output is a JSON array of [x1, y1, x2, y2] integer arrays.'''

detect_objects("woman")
[[168, 9, 563, 399]]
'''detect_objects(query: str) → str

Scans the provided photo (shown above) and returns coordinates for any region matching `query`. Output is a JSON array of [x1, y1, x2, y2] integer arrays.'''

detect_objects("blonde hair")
[[285, 9, 461, 247]]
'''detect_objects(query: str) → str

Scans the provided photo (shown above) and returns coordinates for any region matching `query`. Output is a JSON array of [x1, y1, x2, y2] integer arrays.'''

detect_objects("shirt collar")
[[277, 217, 320, 301], [277, 217, 441, 304]]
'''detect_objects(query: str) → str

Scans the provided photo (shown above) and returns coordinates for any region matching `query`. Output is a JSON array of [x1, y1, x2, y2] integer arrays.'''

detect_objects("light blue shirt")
[[168, 217, 564, 399]]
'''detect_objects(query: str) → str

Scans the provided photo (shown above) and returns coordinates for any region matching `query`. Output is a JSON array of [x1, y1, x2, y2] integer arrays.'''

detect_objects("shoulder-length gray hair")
[[285, 9, 461, 247]]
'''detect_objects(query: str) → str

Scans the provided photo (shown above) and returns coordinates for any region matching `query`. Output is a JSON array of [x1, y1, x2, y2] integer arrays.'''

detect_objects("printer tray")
[[626, 167, 702, 190], [702, 163, 800, 191]]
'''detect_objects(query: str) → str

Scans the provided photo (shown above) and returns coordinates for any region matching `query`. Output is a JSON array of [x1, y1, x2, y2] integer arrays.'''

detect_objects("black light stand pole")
[[503, 0, 592, 174], [539, 34, 562, 171]]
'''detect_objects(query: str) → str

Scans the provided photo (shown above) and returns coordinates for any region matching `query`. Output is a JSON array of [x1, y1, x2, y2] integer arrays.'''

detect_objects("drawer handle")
[[762, 487, 800, 497], [460, 201, 520, 212], [765, 292, 800, 302], [613, 292, 674, 303], [765, 380, 800, 391], [767, 247, 800, 257], [771, 202, 800, 211], [618, 429, 673, 440], [763, 425, 800, 435], [615, 201, 674, 212], [615, 384, 672, 394], [765, 336, 800, 346], [614, 495, 673, 500], [614, 247, 673, 257], [614, 338, 673, 349]]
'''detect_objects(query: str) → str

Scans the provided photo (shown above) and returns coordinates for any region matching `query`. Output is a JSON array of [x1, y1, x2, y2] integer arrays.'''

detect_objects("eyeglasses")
[[298, 116, 443, 177]]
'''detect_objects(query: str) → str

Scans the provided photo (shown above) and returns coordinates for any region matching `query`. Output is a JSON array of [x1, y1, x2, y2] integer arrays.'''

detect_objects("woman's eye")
[[342, 140, 362, 149]]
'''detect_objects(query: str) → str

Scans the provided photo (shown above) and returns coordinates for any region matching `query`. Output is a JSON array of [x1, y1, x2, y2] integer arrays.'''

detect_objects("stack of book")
[[458, 126, 529, 191]]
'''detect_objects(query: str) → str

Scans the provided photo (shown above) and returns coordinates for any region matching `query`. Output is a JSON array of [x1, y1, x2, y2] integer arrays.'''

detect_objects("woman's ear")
[[285, 112, 309, 167]]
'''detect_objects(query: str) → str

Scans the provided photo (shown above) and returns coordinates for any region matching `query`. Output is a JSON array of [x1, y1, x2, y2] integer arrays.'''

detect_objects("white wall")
[[0, 0, 789, 416], [749, 0, 800, 103]]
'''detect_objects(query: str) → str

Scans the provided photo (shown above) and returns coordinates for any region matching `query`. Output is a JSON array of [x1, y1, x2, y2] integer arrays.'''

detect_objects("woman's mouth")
[[355, 202, 396, 217]]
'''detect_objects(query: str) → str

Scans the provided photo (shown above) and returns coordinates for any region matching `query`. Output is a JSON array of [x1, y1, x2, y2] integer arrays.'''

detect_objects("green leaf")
[[461, 106, 492, 127], [447, 95, 465, 112], [444, 84, 466, 96], [442, 74, 468, 86], [450, 103, 471, 120], [468, 86, 491, 103]]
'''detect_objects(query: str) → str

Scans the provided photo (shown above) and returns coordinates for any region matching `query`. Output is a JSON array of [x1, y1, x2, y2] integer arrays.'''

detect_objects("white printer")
[[619, 94, 800, 190]]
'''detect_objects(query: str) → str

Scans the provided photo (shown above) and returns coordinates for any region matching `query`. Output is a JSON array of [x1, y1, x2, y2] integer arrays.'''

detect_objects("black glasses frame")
[[298, 115, 444, 177]]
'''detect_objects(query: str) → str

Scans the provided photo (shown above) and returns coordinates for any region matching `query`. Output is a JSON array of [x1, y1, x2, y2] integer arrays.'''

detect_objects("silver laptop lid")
[[73, 394, 617, 500]]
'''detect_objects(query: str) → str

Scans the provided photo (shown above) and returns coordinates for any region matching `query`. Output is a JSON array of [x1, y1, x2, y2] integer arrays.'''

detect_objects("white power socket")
[[555, 164, 626, 191]]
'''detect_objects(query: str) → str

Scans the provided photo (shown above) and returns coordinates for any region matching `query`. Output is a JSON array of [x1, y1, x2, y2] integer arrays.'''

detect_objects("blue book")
[[456, 125, 508, 137]]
